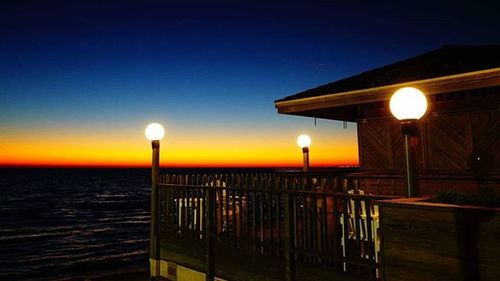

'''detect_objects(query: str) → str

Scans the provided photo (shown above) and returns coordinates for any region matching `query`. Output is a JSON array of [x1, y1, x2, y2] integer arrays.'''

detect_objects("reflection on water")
[[0, 168, 151, 280]]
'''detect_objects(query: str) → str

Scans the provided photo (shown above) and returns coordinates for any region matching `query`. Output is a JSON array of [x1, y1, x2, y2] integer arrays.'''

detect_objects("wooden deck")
[[160, 234, 374, 281]]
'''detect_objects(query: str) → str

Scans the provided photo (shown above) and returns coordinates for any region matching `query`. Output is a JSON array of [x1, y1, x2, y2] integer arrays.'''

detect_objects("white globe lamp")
[[145, 123, 165, 141], [297, 134, 311, 148], [390, 87, 428, 121]]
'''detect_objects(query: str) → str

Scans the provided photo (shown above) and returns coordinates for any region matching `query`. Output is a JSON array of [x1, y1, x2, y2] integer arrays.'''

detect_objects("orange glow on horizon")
[[0, 125, 359, 168], [0, 151, 358, 168]]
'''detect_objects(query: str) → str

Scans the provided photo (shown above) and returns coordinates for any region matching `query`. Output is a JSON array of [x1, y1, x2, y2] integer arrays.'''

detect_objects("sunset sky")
[[1, 1, 499, 167]]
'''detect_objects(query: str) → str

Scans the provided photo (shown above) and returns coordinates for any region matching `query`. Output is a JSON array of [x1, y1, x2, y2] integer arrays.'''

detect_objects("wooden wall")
[[356, 104, 499, 195], [357, 86, 500, 176]]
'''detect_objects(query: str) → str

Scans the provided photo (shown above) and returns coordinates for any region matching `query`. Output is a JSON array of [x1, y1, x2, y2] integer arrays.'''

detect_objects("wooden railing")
[[155, 171, 396, 281]]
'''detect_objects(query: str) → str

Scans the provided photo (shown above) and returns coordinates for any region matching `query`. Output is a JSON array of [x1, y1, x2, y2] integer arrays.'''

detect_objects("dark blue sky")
[[1, 0, 499, 166]]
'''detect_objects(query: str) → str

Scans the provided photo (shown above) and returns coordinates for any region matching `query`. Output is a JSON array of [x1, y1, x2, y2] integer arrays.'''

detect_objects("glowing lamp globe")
[[297, 134, 311, 148], [145, 123, 165, 141], [389, 87, 428, 120]]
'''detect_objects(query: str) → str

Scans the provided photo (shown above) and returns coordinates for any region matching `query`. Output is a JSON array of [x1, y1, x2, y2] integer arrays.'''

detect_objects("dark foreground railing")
[[155, 171, 395, 281]]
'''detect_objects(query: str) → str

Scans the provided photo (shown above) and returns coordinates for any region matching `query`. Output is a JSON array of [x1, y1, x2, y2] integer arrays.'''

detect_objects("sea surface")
[[0, 168, 152, 281]]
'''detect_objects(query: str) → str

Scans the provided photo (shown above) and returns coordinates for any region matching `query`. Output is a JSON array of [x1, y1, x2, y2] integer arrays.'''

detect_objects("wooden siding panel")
[[470, 111, 500, 173], [419, 117, 431, 171], [359, 111, 498, 176], [360, 118, 424, 173], [360, 120, 391, 170], [428, 114, 471, 171], [390, 120, 404, 171]]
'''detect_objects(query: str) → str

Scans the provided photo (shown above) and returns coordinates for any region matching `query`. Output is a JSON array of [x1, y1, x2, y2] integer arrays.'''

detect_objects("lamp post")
[[389, 87, 428, 197], [145, 123, 165, 280], [297, 134, 311, 172]]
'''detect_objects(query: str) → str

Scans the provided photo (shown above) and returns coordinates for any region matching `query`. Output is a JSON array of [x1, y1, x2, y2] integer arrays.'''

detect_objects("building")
[[275, 45, 500, 196], [149, 45, 500, 281]]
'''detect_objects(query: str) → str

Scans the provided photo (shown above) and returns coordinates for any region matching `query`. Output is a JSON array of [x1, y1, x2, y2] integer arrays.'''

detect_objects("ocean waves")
[[0, 168, 151, 280]]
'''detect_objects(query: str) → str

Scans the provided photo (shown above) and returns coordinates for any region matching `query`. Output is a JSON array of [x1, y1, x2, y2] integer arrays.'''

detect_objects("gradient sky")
[[1, 1, 499, 167]]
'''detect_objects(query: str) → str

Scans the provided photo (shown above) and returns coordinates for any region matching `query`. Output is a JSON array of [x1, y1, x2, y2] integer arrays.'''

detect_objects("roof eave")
[[275, 67, 500, 116]]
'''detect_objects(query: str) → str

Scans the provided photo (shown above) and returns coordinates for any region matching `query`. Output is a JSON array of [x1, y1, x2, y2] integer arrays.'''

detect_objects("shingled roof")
[[276, 45, 500, 103]]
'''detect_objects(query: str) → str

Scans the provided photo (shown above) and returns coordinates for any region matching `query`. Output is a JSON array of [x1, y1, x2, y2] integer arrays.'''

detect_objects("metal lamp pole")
[[150, 139, 160, 279], [145, 123, 165, 280], [302, 147, 310, 172], [401, 120, 419, 197], [390, 87, 428, 198]]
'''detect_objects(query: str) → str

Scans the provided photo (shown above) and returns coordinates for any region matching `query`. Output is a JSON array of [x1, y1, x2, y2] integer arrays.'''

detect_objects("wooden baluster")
[[205, 186, 215, 281], [334, 193, 342, 269], [311, 190, 318, 264], [196, 186, 202, 239], [270, 178, 280, 256], [303, 178, 309, 262], [231, 175, 237, 245], [237, 174, 243, 246], [182, 186, 187, 230], [252, 184, 257, 251], [267, 175, 273, 254], [342, 178, 348, 193], [243, 175, 247, 245], [365, 198, 376, 280], [284, 185, 296, 281], [342, 195, 349, 271], [354, 197, 362, 273], [261, 190, 266, 253], [214, 175, 221, 235]]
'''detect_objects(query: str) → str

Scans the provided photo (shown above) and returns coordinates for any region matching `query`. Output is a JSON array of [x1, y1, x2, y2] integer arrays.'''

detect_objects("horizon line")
[[0, 164, 360, 169]]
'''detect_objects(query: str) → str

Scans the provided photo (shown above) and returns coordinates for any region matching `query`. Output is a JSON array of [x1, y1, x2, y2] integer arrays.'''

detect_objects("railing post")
[[150, 140, 161, 280], [205, 187, 215, 281], [284, 190, 296, 281], [342, 178, 349, 193]]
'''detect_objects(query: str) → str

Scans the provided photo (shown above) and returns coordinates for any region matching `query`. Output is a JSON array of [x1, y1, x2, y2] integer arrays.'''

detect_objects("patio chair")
[[340, 189, 380, 276]]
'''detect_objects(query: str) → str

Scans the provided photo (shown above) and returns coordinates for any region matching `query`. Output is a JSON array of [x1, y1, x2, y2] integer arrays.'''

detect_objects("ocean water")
[[0, 168, 151, 281]]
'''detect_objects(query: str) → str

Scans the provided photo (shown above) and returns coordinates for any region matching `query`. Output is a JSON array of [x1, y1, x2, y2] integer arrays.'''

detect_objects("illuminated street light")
[[297, 134, 311, 172], [144, 123, 164, 179], [145, 122, 164, 279], [390, 87, 428, 197], [145, 123, 165, 141], [390, 87, 428, 120]]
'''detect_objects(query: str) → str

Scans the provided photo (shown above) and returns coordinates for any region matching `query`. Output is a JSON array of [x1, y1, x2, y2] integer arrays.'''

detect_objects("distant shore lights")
[[390, 87, 428, 197], [145, 122, 164, 279], [297, 134, 311, 172]]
